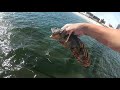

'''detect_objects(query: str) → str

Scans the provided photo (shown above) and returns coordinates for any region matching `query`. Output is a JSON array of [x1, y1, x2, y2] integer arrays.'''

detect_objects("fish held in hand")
[[50, 28, 91, 67]]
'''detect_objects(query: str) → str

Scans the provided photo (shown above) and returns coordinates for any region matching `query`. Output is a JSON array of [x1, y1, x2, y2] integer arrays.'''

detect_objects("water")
[[0, 12, 120, 78]]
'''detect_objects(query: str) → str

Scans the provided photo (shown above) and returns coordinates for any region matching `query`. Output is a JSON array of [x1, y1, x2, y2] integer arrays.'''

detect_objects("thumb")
[[65, 31, 73, 42]]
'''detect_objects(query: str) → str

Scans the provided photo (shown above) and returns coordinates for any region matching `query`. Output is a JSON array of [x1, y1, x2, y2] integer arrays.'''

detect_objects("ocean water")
[[0, 12, 120, 78]]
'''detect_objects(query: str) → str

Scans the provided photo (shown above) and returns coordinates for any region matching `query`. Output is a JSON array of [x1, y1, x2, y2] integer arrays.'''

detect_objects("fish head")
[[50, 28, 63, 40], [50, 33, 61, 40]]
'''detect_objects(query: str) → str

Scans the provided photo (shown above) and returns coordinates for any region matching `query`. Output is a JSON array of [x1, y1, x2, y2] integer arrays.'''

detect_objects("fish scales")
[[50, 28, 91, 67]]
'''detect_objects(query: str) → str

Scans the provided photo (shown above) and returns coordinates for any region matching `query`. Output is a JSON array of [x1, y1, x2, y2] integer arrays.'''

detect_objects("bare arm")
[[62, 23, 120, 52]]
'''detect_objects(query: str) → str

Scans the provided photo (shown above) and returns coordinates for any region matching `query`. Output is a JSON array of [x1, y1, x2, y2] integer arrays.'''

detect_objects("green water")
[[0, 12, 120, 78]]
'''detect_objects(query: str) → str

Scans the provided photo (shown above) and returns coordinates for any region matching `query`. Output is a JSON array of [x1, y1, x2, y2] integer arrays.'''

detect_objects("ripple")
[[0, 12, 120, 78]]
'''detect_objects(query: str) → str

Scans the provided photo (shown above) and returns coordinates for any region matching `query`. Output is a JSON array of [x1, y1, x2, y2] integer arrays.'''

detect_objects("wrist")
[[80, 23, 90, 35]]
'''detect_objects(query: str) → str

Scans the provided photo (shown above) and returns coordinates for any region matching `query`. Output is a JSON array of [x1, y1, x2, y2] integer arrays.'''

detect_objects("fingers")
[[61, 24, 73, 43], [65, 31, 73, 42], [61, 24, 72, 30], [61, 23, 86, 37], [61, 24, 74, 36]]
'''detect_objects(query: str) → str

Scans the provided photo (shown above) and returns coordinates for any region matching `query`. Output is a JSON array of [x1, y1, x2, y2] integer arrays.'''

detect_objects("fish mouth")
[[50, 35, 55, 39]]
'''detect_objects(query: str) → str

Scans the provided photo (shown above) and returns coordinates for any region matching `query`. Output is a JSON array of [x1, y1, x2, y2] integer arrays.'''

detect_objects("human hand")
[[61, 23, 88, 36]]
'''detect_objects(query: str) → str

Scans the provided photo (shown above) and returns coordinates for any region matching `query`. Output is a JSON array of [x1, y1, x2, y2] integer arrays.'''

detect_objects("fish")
[[50, 28, 91, 67]]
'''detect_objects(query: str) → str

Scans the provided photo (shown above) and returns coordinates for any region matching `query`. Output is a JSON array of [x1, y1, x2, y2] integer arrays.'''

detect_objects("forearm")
[[83, 24, 120, 52]]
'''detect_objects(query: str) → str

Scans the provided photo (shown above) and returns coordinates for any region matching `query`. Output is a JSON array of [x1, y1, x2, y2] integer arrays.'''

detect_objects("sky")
[[91, 12, 120, 28]]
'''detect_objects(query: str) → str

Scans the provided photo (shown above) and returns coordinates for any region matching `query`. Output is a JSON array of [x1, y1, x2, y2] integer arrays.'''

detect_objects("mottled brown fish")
[[50, 28, 90, 67]]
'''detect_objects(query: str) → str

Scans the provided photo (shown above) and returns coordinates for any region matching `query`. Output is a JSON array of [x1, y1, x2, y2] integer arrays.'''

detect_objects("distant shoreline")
[[72, 12, 110, 28]]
